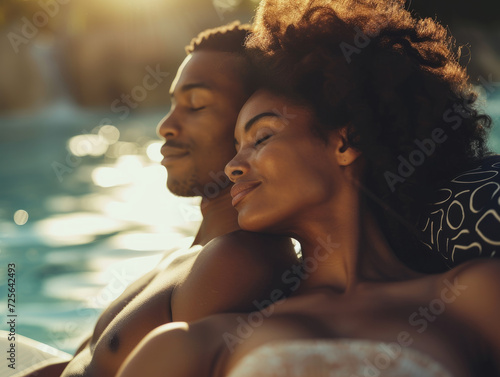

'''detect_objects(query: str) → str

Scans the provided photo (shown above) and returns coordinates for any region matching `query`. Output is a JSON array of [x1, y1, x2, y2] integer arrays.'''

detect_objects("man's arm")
[[117, 232, 297, 376], [116, 320, 223, 377]]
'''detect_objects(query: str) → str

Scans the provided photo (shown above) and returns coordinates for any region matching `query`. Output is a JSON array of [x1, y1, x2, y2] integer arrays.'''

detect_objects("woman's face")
[[225, 89, 343, 234]]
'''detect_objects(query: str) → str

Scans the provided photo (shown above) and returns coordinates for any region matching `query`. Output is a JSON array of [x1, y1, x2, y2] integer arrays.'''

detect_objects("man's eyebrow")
[[169, 83, 211, 98], [244, 112, 281, 133]]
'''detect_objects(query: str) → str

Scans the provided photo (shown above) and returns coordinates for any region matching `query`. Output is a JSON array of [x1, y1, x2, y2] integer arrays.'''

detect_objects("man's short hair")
[[185, 21, 255, 95], [185, 21, 251, 55]]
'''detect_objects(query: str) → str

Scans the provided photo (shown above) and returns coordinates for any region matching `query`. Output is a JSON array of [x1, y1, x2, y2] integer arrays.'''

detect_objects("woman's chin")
[[237, 211, 284, 234], [237, 217, 265, 233]]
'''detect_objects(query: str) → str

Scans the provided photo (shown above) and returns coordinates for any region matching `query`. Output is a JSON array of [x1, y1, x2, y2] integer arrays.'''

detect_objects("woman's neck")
[[294, 189, 424, 294]]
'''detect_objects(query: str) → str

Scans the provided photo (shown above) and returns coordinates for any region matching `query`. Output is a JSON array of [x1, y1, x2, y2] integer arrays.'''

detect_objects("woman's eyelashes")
[[254, 133, 273, 147]]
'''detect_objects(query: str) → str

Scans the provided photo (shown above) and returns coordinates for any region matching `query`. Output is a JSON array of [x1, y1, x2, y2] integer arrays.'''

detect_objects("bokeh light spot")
[[146, 141, 163, 162], [14, 209, 29, 225], [98, 125, 120, 144], [68, 134, 109, 157]]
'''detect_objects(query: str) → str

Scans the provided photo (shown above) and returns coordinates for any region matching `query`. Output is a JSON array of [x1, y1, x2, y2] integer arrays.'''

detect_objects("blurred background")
[[0, 0, 499, 355]]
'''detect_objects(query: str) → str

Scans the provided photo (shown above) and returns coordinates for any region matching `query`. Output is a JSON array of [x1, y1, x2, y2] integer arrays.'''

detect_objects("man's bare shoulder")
[[171, 231, 298, 321], [201, 230, 297, 262], [192, 230, 299, 291]]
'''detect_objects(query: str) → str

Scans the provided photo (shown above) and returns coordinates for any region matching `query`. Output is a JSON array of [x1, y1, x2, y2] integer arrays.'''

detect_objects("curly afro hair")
[[246, 0, 492, 272]]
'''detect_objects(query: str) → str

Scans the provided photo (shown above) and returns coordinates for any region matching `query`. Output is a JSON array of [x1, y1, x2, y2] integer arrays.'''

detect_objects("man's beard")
[[168, 173, 202, 197]]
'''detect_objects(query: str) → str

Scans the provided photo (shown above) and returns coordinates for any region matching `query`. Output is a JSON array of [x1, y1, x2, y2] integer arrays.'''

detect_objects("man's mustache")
[[163, 140, 191, 150]]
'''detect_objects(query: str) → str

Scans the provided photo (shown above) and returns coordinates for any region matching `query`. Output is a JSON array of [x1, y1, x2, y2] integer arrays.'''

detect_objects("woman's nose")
[[225, 154, 248, 183]]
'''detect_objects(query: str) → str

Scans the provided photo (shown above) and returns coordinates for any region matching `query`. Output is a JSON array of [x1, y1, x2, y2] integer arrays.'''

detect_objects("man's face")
[[158, 50, 249, 197]]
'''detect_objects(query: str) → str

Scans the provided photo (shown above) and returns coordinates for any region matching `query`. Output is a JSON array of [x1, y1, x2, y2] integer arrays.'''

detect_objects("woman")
[[117, 0, 500, 376]]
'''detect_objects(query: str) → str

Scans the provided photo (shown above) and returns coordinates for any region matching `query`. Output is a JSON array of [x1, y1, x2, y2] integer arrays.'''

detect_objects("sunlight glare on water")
[[34, 212, 128, 246]]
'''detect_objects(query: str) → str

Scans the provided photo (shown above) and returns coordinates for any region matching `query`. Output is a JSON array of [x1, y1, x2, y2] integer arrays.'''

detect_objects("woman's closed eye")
[[255, 134, 273, 147]]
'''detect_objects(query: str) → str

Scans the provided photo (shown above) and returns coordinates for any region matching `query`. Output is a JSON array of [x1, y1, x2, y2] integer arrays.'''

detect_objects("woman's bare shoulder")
[[424, 258, 500, 320], [439, 259, 500, 372], [440, 258, 500, 288]]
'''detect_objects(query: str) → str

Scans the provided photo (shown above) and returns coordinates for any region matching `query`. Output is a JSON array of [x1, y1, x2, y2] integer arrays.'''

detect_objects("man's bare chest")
[[62, 249, 200, 376]]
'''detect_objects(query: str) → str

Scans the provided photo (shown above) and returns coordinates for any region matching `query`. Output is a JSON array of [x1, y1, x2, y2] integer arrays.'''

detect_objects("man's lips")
[[230, 181, 261, 207], [161, 145, 189, 164]]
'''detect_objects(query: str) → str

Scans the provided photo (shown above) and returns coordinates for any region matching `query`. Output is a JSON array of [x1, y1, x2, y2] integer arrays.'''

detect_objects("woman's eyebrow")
[[244, 112, 280, 133]]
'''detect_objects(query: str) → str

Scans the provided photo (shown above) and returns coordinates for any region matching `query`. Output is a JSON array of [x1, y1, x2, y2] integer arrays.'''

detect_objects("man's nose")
[[157, 109, 179, 139]]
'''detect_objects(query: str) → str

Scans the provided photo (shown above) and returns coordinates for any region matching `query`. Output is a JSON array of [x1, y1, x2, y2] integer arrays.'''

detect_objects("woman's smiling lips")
[[161, 145, 190, 165], [230, 181, 261, 207]]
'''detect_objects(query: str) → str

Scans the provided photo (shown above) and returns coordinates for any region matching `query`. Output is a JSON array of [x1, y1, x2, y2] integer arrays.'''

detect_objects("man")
[[25, 22, 297, 377]]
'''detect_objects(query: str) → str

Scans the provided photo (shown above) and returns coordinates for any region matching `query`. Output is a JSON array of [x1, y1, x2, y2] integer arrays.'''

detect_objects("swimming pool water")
[[0, 103, 202, 353]]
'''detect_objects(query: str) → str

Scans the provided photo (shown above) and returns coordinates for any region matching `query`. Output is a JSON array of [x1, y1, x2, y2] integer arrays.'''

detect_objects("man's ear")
[[330, 127, 362, 166]]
